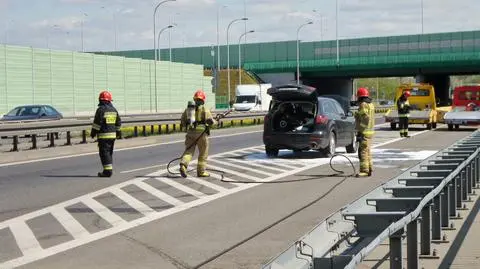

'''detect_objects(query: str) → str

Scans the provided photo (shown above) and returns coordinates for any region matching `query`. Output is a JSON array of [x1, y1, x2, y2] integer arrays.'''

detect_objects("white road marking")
[[0, 127, 435, 268], [50, 208, 90, 239], [82, 197, 127, 227], [158, 177, 207, 198], [133, 181, 184, 206], [120, 164, 166, 174], [0, 129, 263, 168], [109, 188, 155, 216], [206, 164, 263, 182], [215, 155, 287, 172], [187, 177, 227, 192], [9, 221, 42, 256], [209, 158, 275, 177]]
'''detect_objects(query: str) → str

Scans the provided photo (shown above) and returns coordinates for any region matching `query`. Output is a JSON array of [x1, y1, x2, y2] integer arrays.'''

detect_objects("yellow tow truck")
[[384, 83, 449, 130]]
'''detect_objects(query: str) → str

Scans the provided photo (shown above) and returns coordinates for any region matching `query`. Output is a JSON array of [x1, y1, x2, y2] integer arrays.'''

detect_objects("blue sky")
[[1, 0, 479, 52]]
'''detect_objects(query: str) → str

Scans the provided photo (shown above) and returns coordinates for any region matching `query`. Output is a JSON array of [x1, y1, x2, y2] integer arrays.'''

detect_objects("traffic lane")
[[0, 130, 263, 223], [20, 129, 472, 269]]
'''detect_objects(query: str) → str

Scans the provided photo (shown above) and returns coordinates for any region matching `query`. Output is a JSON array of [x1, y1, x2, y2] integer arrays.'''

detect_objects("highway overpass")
[[103, 29, 480, 104]]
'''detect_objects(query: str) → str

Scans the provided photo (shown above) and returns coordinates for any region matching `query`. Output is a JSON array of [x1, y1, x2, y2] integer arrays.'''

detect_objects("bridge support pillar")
[[415, 74, 451, 105], [301, 77, 354, 101]]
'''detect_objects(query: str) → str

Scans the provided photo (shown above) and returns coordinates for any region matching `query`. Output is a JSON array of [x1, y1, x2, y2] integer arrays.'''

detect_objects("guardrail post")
[[46, 133, 50, 141], [432, 195, 442, 241], [466, 164, 472, 195], [231, 120, 234, 127], [49, 132, 55, 147], [220, 121, 223, 128], [11, 136, 19, 152], [420, 204, 431, 256], [390, 229, 403, 269], [81, 130, 87, 144], [55, 132, 59, 139], [441, 186, 450, 229], [166, 124, 169, 134], [455, 175, 462, 211], [150, 125, 154, 135], [134, 126, 138, 137], [142, 126, 147, 137], [65, 131, 71, 146], [31, 134, 37, 150], [449, 182, 458, 219], [461, 170, 468, 202], [158, 125, 162, 135], [240, 119, 244, 126], [407, 220, 419, 269], [476, 156, 480, 186]]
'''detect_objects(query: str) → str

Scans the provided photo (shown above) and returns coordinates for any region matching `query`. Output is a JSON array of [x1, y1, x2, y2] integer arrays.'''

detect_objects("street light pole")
[[421, 0, 424, 34], [312, 9, 324, 41], [216, 5, 227, 72], [335, 0, 339, 65], [238, 30, 254, 85], [296, 21, 313, 85], [227, 17, 248, 105], [81, 13, 87, 52], [157, 25, 174, 61], [153, 0, 175, 113]]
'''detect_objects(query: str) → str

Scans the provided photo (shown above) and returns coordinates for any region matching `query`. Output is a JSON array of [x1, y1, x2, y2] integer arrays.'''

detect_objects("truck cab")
[[385, 83, 439, 130], [232, 84, 272, 112], [444, 85, 480, 130]]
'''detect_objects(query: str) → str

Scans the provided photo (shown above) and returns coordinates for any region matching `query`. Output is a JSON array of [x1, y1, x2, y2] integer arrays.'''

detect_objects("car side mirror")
[[346, 111, 353, 117]]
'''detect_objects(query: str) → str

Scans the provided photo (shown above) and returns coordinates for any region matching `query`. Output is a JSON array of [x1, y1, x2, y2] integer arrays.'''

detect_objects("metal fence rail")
[[0, 112, 268, 152], [262, 130, 480, 269]]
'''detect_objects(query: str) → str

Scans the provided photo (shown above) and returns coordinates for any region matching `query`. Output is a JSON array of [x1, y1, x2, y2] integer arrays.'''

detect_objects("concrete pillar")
[[302, 77, 354, 101], [415, 74, 451, 105]]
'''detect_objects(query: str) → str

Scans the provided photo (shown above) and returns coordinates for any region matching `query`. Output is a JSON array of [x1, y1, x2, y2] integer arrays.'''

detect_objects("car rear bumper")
[[263, 131, 329, 150]]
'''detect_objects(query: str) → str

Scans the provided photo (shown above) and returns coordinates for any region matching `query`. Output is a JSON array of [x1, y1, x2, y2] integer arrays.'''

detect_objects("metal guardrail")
[[262, 130, 480, 269], [0, 111, 268, 152]]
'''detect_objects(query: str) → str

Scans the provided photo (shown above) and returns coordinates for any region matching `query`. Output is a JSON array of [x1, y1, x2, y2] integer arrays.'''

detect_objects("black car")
[[1, 105, 63, 121], [263, 85, 358, 157]]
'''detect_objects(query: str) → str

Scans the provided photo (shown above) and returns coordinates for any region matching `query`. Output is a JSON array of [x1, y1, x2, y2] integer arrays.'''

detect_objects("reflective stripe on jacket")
[[91, 102, 121, 139], [355, 101, 375, 137]]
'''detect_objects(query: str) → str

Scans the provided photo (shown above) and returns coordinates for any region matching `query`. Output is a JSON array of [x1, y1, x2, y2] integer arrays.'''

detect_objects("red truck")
[[444, 85, 480, 130]]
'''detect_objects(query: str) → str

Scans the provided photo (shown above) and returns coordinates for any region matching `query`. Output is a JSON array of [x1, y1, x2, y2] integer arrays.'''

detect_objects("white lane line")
[[158, 177, 207, 198], [50, 208, 90, 239], [0, 130, 434, 269], [208, 173, 245, 187], [187, 177, 227, 193], [109, 189, 155, 216], [120, 145, 264, 174], [81, 197, 127, 227], [207, 164, 262, 182], [209, 158, 275, 177], [216, 156, 287, 172], [9, 221, 43, 256], [120, 164, 166, 174], [0, 130, 263, 168], [134, 181, 184, 206]]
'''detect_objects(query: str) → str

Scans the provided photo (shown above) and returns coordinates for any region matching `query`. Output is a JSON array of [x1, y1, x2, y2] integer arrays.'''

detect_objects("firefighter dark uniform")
[[354, 87, 375, 178], [179, 90, 215, 178], [90, 91, 121, 177], [397, 91, 411, 138]]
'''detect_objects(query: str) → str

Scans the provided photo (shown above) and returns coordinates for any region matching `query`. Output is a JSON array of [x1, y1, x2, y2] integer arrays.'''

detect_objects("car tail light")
[[315, 115, 328, 124]]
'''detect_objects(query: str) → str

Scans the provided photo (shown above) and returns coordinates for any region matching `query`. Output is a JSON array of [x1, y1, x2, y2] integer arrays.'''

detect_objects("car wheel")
[[390, 123, 397, 130], [448, 124, 453, 131], [266, 147, 279, 158], [323, 131, 336, 157], [346, 133, 358, 153]]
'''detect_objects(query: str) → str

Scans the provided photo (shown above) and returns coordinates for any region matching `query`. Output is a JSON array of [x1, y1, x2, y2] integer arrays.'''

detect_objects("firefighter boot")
[[197, 170, 210, 178], [356, 172, 370, 178], [98, 170, 112, 178], [179, 164, 188, 178]]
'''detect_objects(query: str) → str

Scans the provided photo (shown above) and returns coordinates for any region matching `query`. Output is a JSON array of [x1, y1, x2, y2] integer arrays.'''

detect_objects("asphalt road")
[[3, 117, 476, 269]]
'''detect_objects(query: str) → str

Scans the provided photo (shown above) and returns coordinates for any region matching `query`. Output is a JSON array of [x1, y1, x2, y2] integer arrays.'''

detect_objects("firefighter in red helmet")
[[354, 87, 375, 177], [397, 90, 411, 138], [90, 90, 122, 177], [179, 89, 216, 178]]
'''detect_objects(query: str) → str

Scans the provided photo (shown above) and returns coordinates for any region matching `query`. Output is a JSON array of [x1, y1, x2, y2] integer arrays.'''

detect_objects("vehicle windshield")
[[6, 106, 42, 116], [403, 89, 430, 96], [236, 95, 256, 103]]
